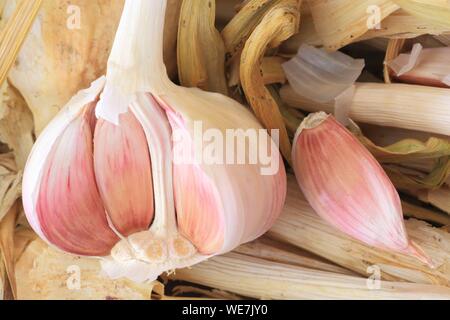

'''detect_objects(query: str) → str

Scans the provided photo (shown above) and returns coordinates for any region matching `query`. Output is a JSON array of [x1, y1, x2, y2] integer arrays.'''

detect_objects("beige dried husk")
[[177, 0, 228, 95], [15, 239, 162, 300]]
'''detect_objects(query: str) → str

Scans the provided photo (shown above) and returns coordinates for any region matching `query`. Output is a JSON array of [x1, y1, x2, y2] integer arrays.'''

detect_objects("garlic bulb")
[[292, 112, 432, 266], [22, 0, 286, 282]]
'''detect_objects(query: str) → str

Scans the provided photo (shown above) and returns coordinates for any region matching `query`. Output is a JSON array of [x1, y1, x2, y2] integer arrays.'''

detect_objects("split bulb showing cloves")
[[22, 0, 287, 282]]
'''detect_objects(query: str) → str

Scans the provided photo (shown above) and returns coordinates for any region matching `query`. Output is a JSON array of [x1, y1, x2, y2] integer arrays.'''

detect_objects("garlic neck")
[[105, 0, 171, 95]]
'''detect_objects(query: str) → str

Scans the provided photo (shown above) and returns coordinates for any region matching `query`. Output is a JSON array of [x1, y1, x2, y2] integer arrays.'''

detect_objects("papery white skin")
[[23, 0, 286, 282]]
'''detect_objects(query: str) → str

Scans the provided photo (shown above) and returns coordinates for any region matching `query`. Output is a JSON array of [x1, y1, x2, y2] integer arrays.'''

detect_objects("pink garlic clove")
[[173, 162, 225, 255], [36, 106, 119, 256], [94, 111, 154, 236], [292, 112, 432, 266]]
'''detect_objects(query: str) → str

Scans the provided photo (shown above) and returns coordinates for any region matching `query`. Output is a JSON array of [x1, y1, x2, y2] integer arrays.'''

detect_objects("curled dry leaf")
[[385, 160, 450, 192], [307, 0, 399, 51], [349, 123, 450, 190], [240, 0, 301, 163], [222, 0, 288, 60], [177, 0, 228, 95], [14, 239, 160, 300]]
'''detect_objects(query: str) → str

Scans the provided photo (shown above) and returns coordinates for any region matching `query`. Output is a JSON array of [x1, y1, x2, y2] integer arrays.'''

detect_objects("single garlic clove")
[[292, 112, 432, 265], [94, 111, 154, 236], [173, 162, 225, 255], [163, 89, 287, 256], [36, 105, 119, 256]]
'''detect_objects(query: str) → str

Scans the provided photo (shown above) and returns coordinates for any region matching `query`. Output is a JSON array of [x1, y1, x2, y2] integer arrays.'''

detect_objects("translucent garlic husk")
[[22, 0, 287, 282], [292, 112, 433, 267]]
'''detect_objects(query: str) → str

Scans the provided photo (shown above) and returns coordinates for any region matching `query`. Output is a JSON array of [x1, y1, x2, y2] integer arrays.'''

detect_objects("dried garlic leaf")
[[222, 0, 287, 60], [0, 202, 18, 299], [393, 0, 450, 29], [385, 159, 450, 191], [240, 0, 300, 163], [177, 0, 227, 95], [353, 130, 450, 163], [308, 0, 399, 51], [402, 200, 450, 226], [349, 124, 450, 190], [0, 83, 34, 168], [418, 187, 450, 216], [15, 239, 160, 300]]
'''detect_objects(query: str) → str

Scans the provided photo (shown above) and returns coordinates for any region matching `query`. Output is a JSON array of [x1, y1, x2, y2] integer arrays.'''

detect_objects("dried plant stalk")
[[240, 0, 300, 163], [307, 0, 399, 51], [177, 0, 228, 95], [173, 252, 450, 299], [0, 0, 42, 85], [402, 200, 450, 226], [418, 187, 450, 216], [269, 176, 450, 286], [280, 82, 450, 136], [235, 238, 355, 275]]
